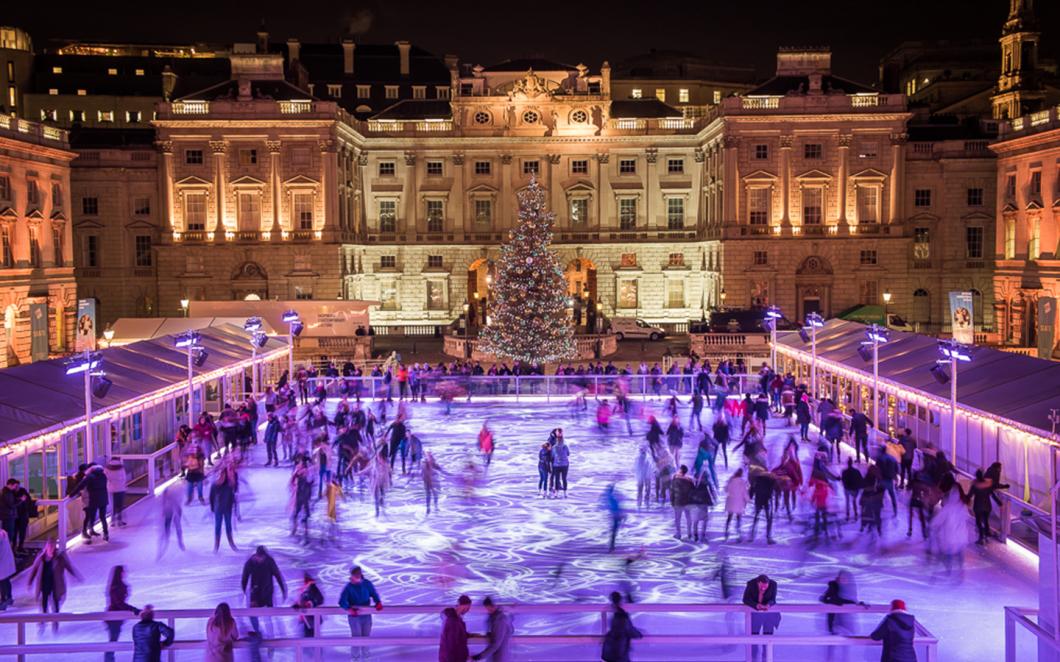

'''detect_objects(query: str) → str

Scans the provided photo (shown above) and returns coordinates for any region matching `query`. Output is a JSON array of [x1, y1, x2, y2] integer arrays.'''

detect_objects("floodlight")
[[244, 316, 263, 332], [806, 312, 824, 328], [252, 332, 268, 348], [193, 348, 209, 367], [290, 321, 304, 337], [91, 375, 112, 398], [799, 328, 811, 344], [938, 341, 972, 362], [857, 344, 873, 363], [929, 363, 950, 385], [282, 310, 300, 323], [65, 356, 102, 375], [174, 332, 201, 349], [765, 305, 782, 319], [864, 326, 889, 344]]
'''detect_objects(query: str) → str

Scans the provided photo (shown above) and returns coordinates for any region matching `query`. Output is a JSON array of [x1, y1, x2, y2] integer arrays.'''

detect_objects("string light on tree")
[[479, 175, 576, 365]]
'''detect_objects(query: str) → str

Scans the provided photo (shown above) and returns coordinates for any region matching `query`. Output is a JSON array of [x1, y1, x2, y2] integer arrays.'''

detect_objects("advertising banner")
[[29, 302, 48, 361], [1038, 296, 1057, 360], [949, 291, 974, 345], [75, 298, 97, 352]]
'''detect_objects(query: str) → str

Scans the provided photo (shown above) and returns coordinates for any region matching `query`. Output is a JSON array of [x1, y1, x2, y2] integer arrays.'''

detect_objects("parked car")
[[886, 313, 913, 332], [704, 309, 800, 333], [610, 317, 666, 341]]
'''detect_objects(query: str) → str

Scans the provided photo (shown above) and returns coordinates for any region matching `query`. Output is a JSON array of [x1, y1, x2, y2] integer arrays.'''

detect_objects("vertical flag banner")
[[1038, 296, 1057, 360], [29, 302, 49, 361], [76, 298, 97, 352], [949, 291, 974, 345]]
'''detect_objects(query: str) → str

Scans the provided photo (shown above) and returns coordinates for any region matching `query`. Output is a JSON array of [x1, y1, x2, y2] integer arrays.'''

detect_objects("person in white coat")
[[0, 529, 15, 609], [104, 458, 128, 527], [724, 468, 750, 541]]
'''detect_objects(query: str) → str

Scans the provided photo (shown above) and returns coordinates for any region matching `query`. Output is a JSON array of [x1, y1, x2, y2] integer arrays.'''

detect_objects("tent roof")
[[110, 317, 278, 345], [0, 324, 287, 448], [777, 319, 1060, 435]]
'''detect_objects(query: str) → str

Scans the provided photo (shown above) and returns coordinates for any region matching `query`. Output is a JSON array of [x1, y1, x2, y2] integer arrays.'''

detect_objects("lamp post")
[[803, 312, 825, 398], [882, 291, 892, 327], [462, 302, 470, 359], [859, 324, 889, 443], [174, 331, 205, 424], [282, 310, 302, 384], [935, 338, 972, 462], [765, 305, 782, 374], [66, 351, 104, 453], [179, 298, 190, 318], [244, 317, 264, 395], [102, 327, 115, 349]]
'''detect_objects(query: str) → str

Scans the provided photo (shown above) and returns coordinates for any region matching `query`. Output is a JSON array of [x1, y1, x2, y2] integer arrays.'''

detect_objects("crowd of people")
[[1, 351, 1011, 662]]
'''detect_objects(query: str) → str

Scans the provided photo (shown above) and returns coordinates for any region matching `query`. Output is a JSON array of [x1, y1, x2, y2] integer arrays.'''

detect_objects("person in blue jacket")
[[338, 566, 383, 660]]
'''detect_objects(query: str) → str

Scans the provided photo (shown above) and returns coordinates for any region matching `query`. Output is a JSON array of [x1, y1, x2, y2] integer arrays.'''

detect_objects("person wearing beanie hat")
[[870, 599, 917, 661]]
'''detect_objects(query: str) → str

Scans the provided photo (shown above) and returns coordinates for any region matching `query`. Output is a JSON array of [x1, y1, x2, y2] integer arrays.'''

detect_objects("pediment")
[[850, 168, 888, 180], [1054, 197, 1060, 209], [960, 211, 992, 222], [467, 183, 498, 194], [124, 219, 156, 230], [230, 175, 267, 188], [283, 175, 320, 187], [50, 210, 68, 222], [909, 212, 940, 223], [795, 169, 833, 181], [1027, 199, 1043, 210], [741, 169, 778, 182], [175, 175, 212, 187], [1001, 201, 1019, 213], [74, 219, 105, 230], [0, 205, 16, 219], [564, 179, 596, 193], [26, 208, 44, 220]]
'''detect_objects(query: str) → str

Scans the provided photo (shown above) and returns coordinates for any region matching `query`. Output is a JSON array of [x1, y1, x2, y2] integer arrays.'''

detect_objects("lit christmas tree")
[[479, 176, 576, 365]]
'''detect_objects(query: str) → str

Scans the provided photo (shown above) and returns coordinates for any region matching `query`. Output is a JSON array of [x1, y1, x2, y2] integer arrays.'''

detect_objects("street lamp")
[[858, 324, 889, 443], [244, 317, 265, 395], [932, 338, 972, 462], [174, 331, 207, 424], [882, 291, 892, 327], [720, 288, 727, 311], [764, 305, 783, 374], [179, 298, 190, 318], [801, 312, 825, 398], [65, 351, 108, 453], [462, 302, 470, 359], [282, 310, 302, 384]]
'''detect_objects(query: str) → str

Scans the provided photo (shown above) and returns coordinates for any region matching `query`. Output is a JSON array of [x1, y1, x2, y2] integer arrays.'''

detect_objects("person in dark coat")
[[870, 599, 917, 662], [849, 409, 873, 464], [293, 572, 324, 637], [601, 591, 642, 662], [209, 465, 238, 552], [748, 470, 776, 545], [71, 463, 109, 542], [131, 605, 174, 662], [439, 595, 471, 662], [241, 545, 287, 635], [105, 565, 139, 662], [742, 574, 780, 662]]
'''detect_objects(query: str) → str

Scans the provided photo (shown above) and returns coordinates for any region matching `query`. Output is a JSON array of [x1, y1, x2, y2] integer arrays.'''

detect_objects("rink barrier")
[[0, 602, 938, 662], [1005, 606, 1060, 662]]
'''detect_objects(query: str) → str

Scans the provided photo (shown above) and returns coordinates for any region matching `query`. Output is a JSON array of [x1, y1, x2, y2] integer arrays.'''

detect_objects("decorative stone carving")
[[357, 152, 369, 167], [452, 154, 465, 166], [208, 140, 227, 154], [404, 151, 417, 166], [501, 155, 512, 165], [837, 134, 853, 148], [509, 69, 552, 100], [319, 139, 336, 152], [157, 141, 173, 154], [724, 135, 739, 149], [890, 132, 909, 145], [595, 153, 610, 164], [694, 148, 705, 163], [265, 140, 282, 153], [547, 154, 562, 165], [645, 148, 658, 164], [778, 135, 794, 149]]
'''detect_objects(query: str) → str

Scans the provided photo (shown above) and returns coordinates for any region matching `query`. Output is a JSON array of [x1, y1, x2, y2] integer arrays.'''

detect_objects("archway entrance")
[[231, 262, 269, 300], [795, 255, 833, 322], [564, 258, 598, 331], [466, 258, 495, 330]]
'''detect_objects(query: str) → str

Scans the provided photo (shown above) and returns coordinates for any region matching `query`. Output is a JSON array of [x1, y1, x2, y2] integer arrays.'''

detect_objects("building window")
[[804, 143, 823, 159], [474, 199, 492, 227], [135, 68, 144, 76], [966, 226, 983, 259], [293, 192, 314, 230], [860, 281, 878, 306], [184, 193, 206, 230], [802, 187, 823, 224], [474, 160, 491, 175], [754, 144, 769, 160], [26, 180, 39, 207], [666, 198, 684, 230], [357, 85, 370, 98], [1005, 174, 1016, 199], [380, 255, 396, 269], [1029, 217, 1041, 259], [48, 88, 58, 96], [237, 192, 261, 232], [436, 87, 450, 99], [134, 235, 152, 267], [668, 253, 685, 267], [619, 198, 637, 230], [52, 226, 64, 266], [294, 287, 313, 301], [77, 89, 86, 96], [570, 198, 589, 227], [914, 227, 930, 261], [620, 253, 638, 268], [713, 90, 722, 104], [238, 149, 258, 166], [412, 86, 426, 99], [51, 183, 63, 211], [666, 279, 684, 308], [667, 159, 684, 175], [1004, 218, 1015, 259], [619, 158, 637, 174], [859, 250, 878, 265], [133, 197, 150, 215], [81, 234, 98, 266], [914, 189, 932, 207], [460, 83, 474, 96], [631, 88, 642, 99], [378, 161, 396, 177], [52, 66, 62, 74], [426, 199, 444, 232], [107, 68, 117, 76], [966, 187, 983, 207], [522, 160, 539, 175], [126, 110, 142, 123], [655, 88, 666, 102], [1030, 171, 1042, 197], [184, 149, 203, 165], [0, 225, 12, 267], [98, 110, 114, 123], [749, 188, 770, 225], [427, 255, 443, 268], [426, 160, 444, 176], [384, 85, 398, 99], [753, 250, 768, 266], [618, 279, 638, 308], [378, 200, 396, 232], [678, 88, 689, 103], [571, 159, 588, 174], [26, 226, 40, 267], [380, 280, 398, 310], [522, 111, 539, 125], [327, 84, 342, 97], [426, 280, 447, 310], [857, 186, 879, 223], [70, 109, 84, 123], [0, 176, 8, 201]]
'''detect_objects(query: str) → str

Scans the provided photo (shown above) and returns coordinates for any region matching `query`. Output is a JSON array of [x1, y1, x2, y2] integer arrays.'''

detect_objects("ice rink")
[[4, 396, 1040, 660]]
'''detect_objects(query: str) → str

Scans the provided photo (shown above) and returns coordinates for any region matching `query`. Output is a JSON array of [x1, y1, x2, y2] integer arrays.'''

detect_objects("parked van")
[[610, 317, 666, 341]]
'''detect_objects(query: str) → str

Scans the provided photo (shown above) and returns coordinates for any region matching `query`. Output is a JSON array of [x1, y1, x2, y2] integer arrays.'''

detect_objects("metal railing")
[[1005, 606, 1057, 662], [0, 602, 938, 662]]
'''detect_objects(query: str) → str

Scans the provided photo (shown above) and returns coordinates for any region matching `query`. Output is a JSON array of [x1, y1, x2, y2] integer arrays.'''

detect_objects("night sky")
[[9, 0, 1060, 82]]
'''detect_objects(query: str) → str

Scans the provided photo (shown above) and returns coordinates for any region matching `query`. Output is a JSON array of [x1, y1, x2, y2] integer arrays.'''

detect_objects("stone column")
[[500, 155, 513, 233], [209, 140, 227, 241], [595, 153, 609, 230], [889, 132, 907, 224], [547, 154, 562, 229], [158, 141, 175, 234], [722, 136, 739, 226], [403, 151, 417, 240], [693, 148, 705, 232], [356, 151, 368, 237], [451, 153, 465, 237], [266, 140, 282, 237], [779, 134, 793, 229], [837, 134, 851, 228], [321, 139, 339, 237], [645, 148, 658, 228]]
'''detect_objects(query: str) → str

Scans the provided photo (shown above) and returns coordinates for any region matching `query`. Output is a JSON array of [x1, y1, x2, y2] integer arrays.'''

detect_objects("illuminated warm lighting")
[[281, 231, 290, 240], [261, 231, 271, 241], [882, 291, 892, 304], [314, 230, 323, 240], [179, 298, 190, 311], [224, 231, 235, 241], [173, 232, 182, 241], [772, 225, 782, 235], [206, 232, 215, 241]]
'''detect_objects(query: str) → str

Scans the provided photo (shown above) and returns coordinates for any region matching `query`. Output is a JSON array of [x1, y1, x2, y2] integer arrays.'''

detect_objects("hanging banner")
[[949, 291, 974, 345], [1038, 296, 1057, 360], [29, 302, 49, 361], [75, 298, 97, 352]]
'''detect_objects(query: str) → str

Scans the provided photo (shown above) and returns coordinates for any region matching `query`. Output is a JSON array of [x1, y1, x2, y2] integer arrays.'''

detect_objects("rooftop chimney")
[[342, 39, 355, 75], [396, 41, 411, 77], [287, 38, 301, 63], [256, 23, 269, 54]]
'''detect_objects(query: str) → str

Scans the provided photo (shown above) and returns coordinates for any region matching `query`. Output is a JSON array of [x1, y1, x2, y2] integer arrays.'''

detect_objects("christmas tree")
[[479, 176, 576, 365]]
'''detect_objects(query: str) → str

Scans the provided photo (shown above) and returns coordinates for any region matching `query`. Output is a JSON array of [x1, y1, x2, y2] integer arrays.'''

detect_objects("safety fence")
[[0, 602, 938, 661], [1004, 606, 1057, 662]]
